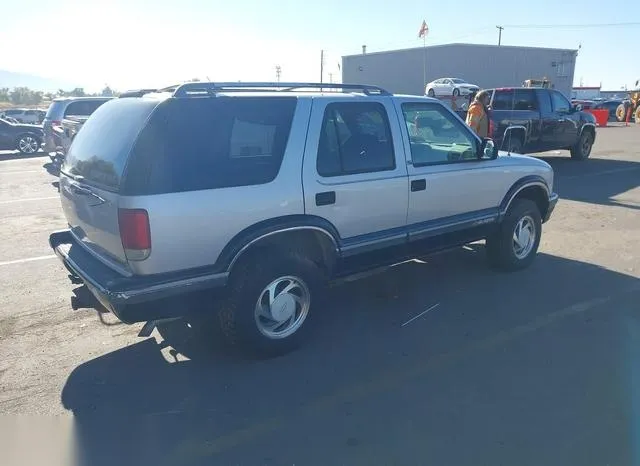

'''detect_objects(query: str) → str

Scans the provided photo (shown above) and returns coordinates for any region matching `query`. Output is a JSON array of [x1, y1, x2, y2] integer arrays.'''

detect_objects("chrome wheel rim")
[[513, 215, 536, 259], [18, 136, 38, 154], [254, 275, 310, 339]]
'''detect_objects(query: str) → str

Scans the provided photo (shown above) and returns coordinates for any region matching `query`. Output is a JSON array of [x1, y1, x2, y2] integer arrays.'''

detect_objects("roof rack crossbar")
[[172, 82, 391, 97], [118, 84, 182, 98]]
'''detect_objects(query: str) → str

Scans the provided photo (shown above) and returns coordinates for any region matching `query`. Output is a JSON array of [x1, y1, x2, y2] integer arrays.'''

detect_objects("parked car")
[[49, 82, 558, 356], [425, 78, 479, 97], [0, 117, 44, 154], [0, 108, 45, 124], [458, 88, 596, 160], [42, 97, 113, 153], [593, 99, 623, 122]]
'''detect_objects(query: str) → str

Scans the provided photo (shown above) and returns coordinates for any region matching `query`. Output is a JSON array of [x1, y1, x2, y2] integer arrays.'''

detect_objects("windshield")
[[451, 78, 467, 84]]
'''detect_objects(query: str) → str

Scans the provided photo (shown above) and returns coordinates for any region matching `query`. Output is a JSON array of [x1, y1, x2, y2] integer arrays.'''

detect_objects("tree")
[[0, 88, 9, 102], [68, 88, 85, 97], [101, 85, 114, 97]]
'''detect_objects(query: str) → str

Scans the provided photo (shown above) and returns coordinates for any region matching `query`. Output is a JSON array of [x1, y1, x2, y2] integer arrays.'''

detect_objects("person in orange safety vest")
[[466, 90, 490, 138]]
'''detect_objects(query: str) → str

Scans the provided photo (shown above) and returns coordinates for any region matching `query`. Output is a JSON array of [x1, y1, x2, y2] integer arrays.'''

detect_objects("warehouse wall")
[[342, 43, 577, 98]]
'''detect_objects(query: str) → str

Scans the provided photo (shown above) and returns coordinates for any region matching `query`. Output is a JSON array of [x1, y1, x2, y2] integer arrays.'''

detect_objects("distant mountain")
[[0, 69, 80, 92]]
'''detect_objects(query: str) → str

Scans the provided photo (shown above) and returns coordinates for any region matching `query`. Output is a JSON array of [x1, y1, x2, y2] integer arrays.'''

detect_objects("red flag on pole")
[[418, 20, 428, 38]]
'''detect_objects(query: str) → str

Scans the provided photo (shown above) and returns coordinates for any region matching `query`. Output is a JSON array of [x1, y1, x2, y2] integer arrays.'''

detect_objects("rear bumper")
[[544, 193, 559, 223], [49, 230, 228, 323]]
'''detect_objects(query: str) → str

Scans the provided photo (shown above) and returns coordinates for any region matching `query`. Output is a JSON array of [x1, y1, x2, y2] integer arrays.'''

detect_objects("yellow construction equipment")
[[616, 86, 640, 123], [523, 78, 551, 89]]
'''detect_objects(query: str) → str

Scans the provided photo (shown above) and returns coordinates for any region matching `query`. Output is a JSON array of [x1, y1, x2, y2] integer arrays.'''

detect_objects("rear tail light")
[[489, 120, 495, 137], [118, 208, 151, 261], [51, 120, 62, 127]]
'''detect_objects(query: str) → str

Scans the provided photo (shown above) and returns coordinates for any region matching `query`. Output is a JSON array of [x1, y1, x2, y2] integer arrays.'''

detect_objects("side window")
[[550, 91, 571, 113], [316, 102, 395, 177], [513, 90, 538, 110], [64, 101, 88, 116], [125, 97, 297, 195], [491, 90, 514, 110], [537, 90, 552, 114], [402, 103, 478, 165]]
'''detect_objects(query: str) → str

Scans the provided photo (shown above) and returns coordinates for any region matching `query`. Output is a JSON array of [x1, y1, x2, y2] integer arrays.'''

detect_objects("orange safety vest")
[[466, 101, 489, 138]]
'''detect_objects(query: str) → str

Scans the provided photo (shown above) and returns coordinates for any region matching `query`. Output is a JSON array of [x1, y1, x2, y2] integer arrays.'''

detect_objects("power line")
[[504, 22, 640, 29]]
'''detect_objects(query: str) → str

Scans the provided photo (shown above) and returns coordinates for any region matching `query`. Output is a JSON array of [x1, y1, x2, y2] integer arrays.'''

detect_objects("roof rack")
[[118, 84, 181, 98], [172, 82, 391, 97]]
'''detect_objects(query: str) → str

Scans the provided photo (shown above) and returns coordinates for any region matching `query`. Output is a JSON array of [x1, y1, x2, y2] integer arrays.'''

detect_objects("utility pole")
[[329, 72, 333, 83], [275, 65, 281, 83], [496, 26, 504, 46], [320, 50, 324, 83]]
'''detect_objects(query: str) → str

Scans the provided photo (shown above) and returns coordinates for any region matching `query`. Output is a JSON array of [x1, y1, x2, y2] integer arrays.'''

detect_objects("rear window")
[[122, 96, 297, 195], [45, 101, 66, 120], [62, 98, 160, 190], [64, 99, 110, 117]]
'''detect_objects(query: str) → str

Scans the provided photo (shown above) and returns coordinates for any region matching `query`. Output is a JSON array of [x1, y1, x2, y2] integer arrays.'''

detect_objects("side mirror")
[[571, 103, 583, 112], [479, 138, 498, 160]]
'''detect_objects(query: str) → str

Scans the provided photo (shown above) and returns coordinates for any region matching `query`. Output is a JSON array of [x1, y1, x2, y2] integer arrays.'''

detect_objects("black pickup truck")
[[459, 87, 597, 160]]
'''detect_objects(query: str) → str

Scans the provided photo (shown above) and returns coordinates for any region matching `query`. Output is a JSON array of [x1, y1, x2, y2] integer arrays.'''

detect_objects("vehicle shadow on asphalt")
[[540, 156, 640, 210], [61, 247, 640, 466]]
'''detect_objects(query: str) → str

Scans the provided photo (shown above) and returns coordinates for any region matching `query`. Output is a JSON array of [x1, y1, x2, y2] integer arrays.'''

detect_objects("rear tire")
[[486, 199, 542, 271], [219, 249, 325, 357], [570, 130, 593, 160], [16, 134, 41, 155], [616, 103, 627, 122]]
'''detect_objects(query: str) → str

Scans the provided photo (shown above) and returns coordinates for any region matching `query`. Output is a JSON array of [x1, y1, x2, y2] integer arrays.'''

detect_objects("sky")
[[1, 0, 637, 93]]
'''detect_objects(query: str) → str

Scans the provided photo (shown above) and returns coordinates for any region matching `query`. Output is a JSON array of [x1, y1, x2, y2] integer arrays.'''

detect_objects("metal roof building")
[[342, 43, 578, 98]]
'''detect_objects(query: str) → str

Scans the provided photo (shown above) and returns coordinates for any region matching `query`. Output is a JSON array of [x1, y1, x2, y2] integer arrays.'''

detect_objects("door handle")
[[315, 191, 336, 206], [411, 179, 426, 192]]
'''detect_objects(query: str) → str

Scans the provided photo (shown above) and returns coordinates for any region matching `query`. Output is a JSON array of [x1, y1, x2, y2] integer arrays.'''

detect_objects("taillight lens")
[[118, 208, 151, 261], [489, 120, 495, 137], [52, 120, 62, 127]]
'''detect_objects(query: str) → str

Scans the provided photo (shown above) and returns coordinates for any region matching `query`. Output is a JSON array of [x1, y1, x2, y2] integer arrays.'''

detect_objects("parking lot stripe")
[[0, 255, 56, 266], [401, 302, 440, 327], [0, 196, 59, 205], [0, 169, 45, 174]]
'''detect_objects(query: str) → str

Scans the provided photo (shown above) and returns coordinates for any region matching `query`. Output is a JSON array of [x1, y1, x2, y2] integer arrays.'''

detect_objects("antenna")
[[275, 65, 282, 83]]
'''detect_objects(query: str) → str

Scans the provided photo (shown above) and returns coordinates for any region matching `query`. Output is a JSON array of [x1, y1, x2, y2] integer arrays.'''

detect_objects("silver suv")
[[49, 82, 558, 355]]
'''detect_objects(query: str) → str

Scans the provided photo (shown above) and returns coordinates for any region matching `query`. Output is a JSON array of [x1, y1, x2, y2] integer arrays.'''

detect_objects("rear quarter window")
[[62, 98, 160, 191], [122, 96, 297, 195]]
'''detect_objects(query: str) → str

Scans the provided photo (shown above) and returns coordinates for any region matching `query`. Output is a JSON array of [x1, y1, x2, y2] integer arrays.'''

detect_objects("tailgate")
[[58, 97, 160, 272], [59, 172, 128, 270]]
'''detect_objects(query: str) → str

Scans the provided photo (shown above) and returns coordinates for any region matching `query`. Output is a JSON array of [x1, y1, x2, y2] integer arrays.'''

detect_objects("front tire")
[[570, 130, 593, 160], [219, 250, 325, 357], [486, 199, 542, 271], [453, 88, 460, 96], [16, 134, 41, 155], [427, 88, 435, 97]]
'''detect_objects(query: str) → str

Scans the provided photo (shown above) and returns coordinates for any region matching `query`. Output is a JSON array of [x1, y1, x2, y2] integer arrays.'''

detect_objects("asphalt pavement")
[[0, 128, 639, 466]]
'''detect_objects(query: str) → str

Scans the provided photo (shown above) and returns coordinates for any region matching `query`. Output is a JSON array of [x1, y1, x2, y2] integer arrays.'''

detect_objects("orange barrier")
[[586, 109, 609, 127]]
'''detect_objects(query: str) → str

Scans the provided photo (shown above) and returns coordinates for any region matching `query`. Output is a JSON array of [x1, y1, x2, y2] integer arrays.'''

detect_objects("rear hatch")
[[59, 97, 161, 273]]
